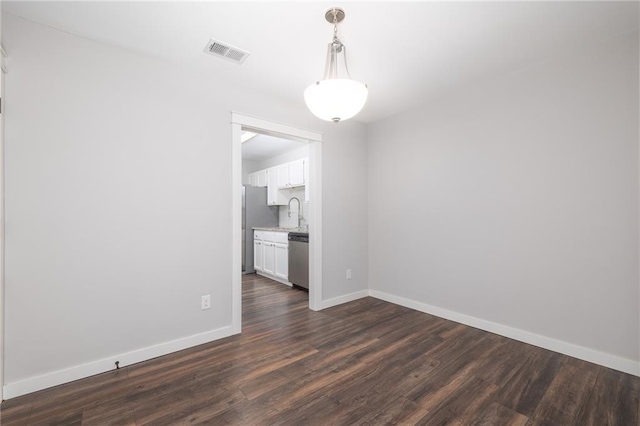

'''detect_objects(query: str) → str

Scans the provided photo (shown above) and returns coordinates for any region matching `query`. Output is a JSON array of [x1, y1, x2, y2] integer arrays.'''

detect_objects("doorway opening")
[[242, 132, 308, 290], [231, 113, 323, 334]]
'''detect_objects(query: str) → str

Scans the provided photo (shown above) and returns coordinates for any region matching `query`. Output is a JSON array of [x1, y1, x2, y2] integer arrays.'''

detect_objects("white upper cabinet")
[[276, 165, 289, 188], [267, 168, 285, 206], [246, 170, 267, 187], [277, 159, 306, 188], [249, 158, 308, 201], [289, 159, 305, 186], [256, 169, 268, 187]]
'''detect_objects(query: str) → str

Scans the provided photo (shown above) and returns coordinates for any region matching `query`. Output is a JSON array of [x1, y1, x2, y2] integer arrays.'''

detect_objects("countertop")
[[253, 227, 308, 233]]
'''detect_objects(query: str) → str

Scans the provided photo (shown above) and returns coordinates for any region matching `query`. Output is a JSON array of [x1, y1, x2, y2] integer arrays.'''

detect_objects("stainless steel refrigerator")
[[242, 186, 279, 273]]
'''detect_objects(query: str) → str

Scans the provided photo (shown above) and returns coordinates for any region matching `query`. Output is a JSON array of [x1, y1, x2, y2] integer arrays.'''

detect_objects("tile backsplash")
[[278, 187, 308, 228]]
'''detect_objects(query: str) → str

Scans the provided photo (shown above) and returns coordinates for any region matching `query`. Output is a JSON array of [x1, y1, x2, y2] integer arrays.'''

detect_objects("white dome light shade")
[[304, 79, 368, 123]]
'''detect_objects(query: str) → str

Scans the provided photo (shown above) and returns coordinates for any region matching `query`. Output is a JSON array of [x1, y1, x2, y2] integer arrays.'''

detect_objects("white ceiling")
[[4, 2, 638, 123], [242, 133, 306, 162]]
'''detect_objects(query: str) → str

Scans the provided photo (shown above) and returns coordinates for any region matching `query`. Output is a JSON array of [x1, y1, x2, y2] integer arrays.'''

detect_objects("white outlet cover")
[[201, 295, 211, 310]]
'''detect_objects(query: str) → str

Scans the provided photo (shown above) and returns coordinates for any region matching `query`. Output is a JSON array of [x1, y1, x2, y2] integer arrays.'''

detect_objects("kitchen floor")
[[248, 276, 308, 303], [1, 274, 637, 424]]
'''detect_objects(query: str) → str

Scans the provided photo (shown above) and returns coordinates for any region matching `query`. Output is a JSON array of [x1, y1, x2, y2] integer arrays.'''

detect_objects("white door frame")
[[231, 112, 323, 334], [1, 46, 6, 401]]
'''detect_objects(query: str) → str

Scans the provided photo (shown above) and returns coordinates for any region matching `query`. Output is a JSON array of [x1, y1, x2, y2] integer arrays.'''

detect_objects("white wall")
[[322, 121, 369, 300], [368, 30, 639, 370], [2, 15, 368, 391], [253, 145, 309, 171], [0, 2, 4, 402]]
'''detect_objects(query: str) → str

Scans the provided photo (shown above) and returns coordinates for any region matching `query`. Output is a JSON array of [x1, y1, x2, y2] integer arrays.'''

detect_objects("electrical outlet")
[[201, 295, 211, 310], [346, 269, 352, 280]]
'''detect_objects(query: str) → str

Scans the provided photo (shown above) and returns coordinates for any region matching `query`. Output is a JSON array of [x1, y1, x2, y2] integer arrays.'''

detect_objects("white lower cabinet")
[[274, 243, 288, 281], [262, 242, 275, 276], [253, 231, 290, 285], [254, 240, 263, 271]]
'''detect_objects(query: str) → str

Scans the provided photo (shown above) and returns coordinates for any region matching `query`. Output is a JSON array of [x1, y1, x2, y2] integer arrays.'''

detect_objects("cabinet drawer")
[[272, 232, 289, 244], [262, 231, 276, 242], [254, 230, 288, 243], [255, 231, 277, 241]]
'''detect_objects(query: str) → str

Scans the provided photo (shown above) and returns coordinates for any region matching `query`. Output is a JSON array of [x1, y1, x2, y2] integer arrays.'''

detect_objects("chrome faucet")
[[288, 197, 301, 219]]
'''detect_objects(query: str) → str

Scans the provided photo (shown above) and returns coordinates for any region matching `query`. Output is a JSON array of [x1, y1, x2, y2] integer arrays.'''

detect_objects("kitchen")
[[241, 131, 310, 293]]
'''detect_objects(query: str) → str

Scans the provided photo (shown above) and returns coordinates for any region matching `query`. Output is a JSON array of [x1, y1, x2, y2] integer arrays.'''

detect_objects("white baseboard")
[[6, 291, 637, 400], [368, 290, 639, 377], [320, 289, 370, 310], [3, 325, 235, 399]]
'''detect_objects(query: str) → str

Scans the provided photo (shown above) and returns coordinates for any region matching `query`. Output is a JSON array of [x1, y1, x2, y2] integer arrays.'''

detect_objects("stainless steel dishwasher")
[[288, 232, 309, 290]]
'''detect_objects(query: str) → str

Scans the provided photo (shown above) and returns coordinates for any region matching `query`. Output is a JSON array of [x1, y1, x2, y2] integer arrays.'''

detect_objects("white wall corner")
[[368, 290, 640, 377], [320, 289, 370, 310], [2, 326, 234, 399], [308, 140, 323, 311], [1, 44, 7, 74], [231, 121, 243, 335]]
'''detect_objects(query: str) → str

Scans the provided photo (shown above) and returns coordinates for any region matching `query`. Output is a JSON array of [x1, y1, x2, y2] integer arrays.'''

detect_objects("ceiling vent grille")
[[203, 39, 250, 64]]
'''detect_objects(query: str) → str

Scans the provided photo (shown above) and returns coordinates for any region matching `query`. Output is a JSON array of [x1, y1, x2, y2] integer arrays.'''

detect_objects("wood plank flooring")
[[1, 273, 638, 425]]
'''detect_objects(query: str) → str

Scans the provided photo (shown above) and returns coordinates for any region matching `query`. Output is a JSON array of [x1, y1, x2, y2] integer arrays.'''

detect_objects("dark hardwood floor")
[[1, 273, 638, 425]]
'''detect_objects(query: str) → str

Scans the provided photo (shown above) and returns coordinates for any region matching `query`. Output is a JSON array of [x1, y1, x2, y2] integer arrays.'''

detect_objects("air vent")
[[203, 39, 250, 64]]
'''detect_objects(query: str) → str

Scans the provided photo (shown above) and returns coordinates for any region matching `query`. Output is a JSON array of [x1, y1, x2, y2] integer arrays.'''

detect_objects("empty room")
[[0, 1, 638, 425]]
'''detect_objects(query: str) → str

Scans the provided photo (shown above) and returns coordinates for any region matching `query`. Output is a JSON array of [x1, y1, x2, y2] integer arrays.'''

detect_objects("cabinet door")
[[277, 165, 289, 188], [253, 240, 263, 271], [289, 160, 305, 186], [274, 243, 288, 281], [267, 168, 279, 206], [257, 170, 268, 187], [263, 242, 276, 275]]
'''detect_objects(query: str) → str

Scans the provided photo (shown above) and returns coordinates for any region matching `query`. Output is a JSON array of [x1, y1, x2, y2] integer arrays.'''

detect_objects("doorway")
[[231, 113, 323, 334], [242, 132, 307, 287]]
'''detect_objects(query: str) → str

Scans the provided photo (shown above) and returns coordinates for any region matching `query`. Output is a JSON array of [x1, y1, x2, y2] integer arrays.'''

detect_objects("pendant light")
[[304, 8, 368, 123]]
